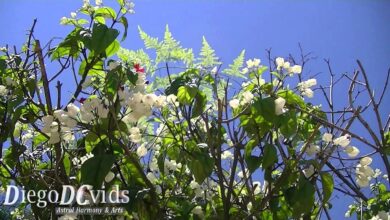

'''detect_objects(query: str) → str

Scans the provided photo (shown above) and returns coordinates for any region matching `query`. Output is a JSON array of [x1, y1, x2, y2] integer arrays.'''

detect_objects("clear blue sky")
[[1, 0, 389, 218]]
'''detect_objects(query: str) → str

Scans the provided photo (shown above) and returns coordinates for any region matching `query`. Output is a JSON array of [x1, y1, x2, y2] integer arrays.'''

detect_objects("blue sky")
[[1, 0, 389, 218]]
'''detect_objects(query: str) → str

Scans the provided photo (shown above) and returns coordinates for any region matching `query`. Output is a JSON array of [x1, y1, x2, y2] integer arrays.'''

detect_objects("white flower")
[[356, 164, 374, 177], [303, 165, 315, 178], [97, 105, 109, 118], [373, 169, 382, 178], [0, 85, 8, 97], [70, 12, 77, 18], [345, 146, 359, 158], [356, 176, 370, 188], [229, 99, 240, 109], [136, 144, 148, 157], [108, 61, 120, 70], [333, 135, 350, 147], [241, 91, 254, 105], [95, 0, 103, 6], [221, 150, 233, 160], [130, 133, 142, 143], [60, 17, 68, 25], [305, 79, 317, 87], [275, 57, 284, 70], [149, 159, 159, 172], [211, 66, 218, 75], [274, 97, 286, 115], [247, 202, 253, 211], [154, 95, 167, 108], [291, 65, 302, 74], [5, 77, 16, 86], [304, 144, 320, 156], [237, 169, 248, 179], [283, 61, 290, 70], [190, 180, 200, 189], [62, 127, 75, 142], [105, 171, 115, 182], [242, 67, 249, 74], [298, 79, 317, 98], [246, 58, 261, 69], [49, 132, 61, 144], [167, 94, 177, 103], [143, 93, 157, 106], [322, 133, 333, 143], [146, 172, 158, 183], [302, 88, 314, 98], [130, 127, 140, 135], [82, 76, 93, 89], [192, 206, 204, 218], [253, 181, 261, 194], [376, 211, 390, 220], [67, 103, 80, 117], [360, 157, 373, 166]]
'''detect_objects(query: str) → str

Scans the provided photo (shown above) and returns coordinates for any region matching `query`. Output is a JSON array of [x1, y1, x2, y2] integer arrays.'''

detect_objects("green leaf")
[[285, 177, 315, 217], [85, 133, 105, 153], [252, 97, 277, 123], [320, 172, 334, 204], [105, 40, 120, 57], [277, 89, 305, 108], [222, 50, 246, 78], [188, 151, 214, 183], [95, 7, 117, 19], [262, 144, 277, 169], [81, 154, 116, 188], [280, 112, 298, 138], [120, 16, 128, 41], [127, 71, 138, 85], [246, 155, 262, 173], [84, 23, 119, 55], [191, 91, 207, 118], [199, 36, 221, 68], [51, 28, 81, 61], [63, 153, 71, 176], [177, 85, 198, 105], [165, 76, 187, 95], [138, 26, 160, 49], [79, 59, 105, 77], [106, 70, 121, 100]]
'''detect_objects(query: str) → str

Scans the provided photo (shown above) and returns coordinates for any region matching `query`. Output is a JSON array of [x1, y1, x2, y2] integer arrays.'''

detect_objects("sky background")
[[1, 0, 389, 218]]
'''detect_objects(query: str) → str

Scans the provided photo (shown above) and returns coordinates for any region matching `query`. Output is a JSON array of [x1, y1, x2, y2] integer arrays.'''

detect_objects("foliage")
[[0, 0, 389, 220]]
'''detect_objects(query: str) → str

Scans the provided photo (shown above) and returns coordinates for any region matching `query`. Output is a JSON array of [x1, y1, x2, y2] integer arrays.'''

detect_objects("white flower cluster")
[[275, 57, 302, 75], [105, 171, 115, 182], [297, 78, 316, 98], [303, 144, 320, 156], [192, 206, 204, 218], [80, 97, 109, 123], [274, 97, 286, 115], [136, 143, 148, 157], [129, 127, 142, 143], [370, 211, 390, 220], [189, 179, 217, 200], [221, 150, 233, 160], [355, 157, 375, 187], [0, 85, 8, 97], [164, 159, 182, 173], [122, 92, 167, 124], [322, 133, 359, 158], [41, 103, 80, 144], [229, 91, 254, 109], [242, 58, 261, 74]]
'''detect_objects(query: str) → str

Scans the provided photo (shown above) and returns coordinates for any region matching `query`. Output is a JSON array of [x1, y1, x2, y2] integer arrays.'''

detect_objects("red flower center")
[[133, 63, 145, 73]]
